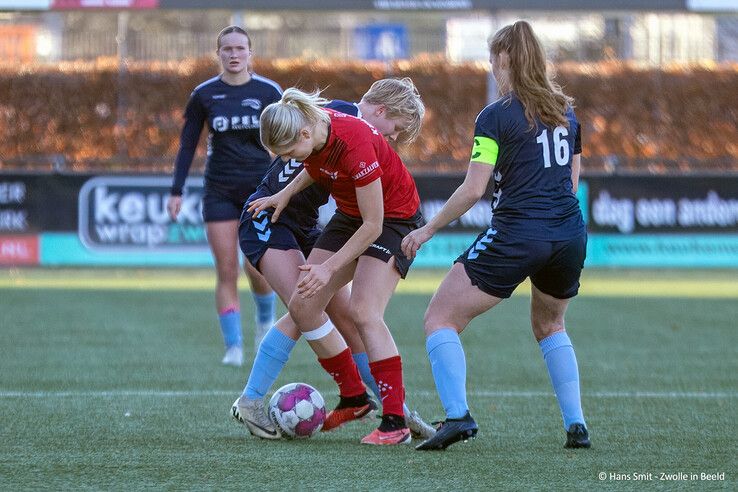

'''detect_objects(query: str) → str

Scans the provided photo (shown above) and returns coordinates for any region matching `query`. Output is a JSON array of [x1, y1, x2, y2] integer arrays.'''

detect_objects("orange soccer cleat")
[[321, 397, 377, 432], [360, 427, 412, 445]]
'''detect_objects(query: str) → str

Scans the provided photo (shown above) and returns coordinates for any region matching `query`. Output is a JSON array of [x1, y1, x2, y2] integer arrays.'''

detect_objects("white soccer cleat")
[[405, 408, 437, 440], [237, 396, 281, 440], [221, 346, 243, 367], [231, 398, 244, 424]]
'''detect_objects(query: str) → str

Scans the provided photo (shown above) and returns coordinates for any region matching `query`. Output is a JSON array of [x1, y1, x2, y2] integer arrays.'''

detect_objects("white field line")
[[0, 389, 735, 399]]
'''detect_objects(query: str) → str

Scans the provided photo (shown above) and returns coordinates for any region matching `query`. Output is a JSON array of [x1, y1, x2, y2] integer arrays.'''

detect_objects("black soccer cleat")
[[564, 423, 591, 448], [415, 412, 478, 451]]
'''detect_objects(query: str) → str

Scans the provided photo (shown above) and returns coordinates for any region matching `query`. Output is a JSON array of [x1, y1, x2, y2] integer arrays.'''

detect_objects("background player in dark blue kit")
[[167, 26, 282, 367], [231, 79, 435, 441], [402, 20, 591, 451]]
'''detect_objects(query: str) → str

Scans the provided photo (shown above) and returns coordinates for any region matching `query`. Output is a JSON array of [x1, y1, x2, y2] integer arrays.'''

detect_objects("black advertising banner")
[[585, 176, 738, 234], [2, 173, 738, 236], [2, 172, 737, 267], [0, 173, 82, 233]]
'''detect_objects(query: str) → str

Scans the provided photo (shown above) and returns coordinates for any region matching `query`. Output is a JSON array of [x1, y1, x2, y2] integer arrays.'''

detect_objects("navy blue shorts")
[[313, 210, 424, 279], [202, 180, 259, 222], [455, 228, 587, 299], [239, 210, 322, 270]]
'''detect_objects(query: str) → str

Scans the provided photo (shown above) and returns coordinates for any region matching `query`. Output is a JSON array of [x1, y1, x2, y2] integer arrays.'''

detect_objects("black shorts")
[[202, 179, 259, 222], [455, 228, 587, 299], [239, 210, 321, 270], [313, 210, 424, 279]]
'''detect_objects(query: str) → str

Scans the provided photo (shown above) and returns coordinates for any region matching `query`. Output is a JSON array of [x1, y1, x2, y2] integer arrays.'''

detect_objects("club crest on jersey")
[[241, 98, 262, 110], [319, 168, 338, 180]]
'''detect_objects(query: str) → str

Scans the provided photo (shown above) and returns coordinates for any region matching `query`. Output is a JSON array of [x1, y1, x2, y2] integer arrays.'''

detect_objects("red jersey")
[[303, 109, 419, 219]]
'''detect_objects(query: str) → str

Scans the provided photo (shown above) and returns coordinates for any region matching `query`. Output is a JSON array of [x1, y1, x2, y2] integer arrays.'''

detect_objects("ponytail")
[[260, 88, 331, 151], [489, 20, 573, 129]]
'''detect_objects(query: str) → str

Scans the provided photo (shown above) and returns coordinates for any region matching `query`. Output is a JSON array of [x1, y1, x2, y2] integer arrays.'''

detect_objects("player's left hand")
[[296, 263, 332, 299], [401, 225, 434, 259]]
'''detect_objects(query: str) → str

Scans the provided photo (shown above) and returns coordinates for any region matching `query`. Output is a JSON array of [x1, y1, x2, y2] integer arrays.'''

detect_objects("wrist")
[[424, 223, 439, 236], [321, 259, 338, 275]]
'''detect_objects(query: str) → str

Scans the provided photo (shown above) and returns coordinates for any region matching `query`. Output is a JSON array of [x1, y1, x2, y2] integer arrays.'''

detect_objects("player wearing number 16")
[[402, 20, 591, 451]]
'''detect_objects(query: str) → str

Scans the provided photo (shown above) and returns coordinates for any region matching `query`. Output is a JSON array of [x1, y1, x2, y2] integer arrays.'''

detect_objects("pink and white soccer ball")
[[268, 383, 326, 438]]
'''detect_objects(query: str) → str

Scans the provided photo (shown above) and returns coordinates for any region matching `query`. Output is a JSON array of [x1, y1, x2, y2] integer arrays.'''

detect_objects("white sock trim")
[[302, 319, 335, 341]]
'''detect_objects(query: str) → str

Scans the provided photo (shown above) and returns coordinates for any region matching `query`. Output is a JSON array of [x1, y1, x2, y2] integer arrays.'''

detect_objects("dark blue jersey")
[[471, 94, 584, 240], [246, 99, 361, 231], [171, 74, 282, 195]]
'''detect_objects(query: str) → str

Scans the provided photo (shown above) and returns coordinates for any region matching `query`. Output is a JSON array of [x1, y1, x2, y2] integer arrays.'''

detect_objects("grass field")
[[1, 268, 736, 490]]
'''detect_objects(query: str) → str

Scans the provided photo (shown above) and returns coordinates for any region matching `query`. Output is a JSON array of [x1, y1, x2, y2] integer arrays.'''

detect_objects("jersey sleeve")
[[326, 100, 360, 117], [574, 122, 582, 155], [171, 91, 206, 196], [345, 140, 383, 188], [470, 104, 500, 167]]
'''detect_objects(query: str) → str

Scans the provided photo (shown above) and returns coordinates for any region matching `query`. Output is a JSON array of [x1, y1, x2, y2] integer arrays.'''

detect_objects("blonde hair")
[[361, 77, 425, 144], [260, 88, 331, 152], [488, 20, 573, 129]]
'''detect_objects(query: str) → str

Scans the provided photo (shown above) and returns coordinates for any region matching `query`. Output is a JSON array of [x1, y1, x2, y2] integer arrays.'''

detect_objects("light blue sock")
[[253, 292, 276, 325], [243, 327, 296, 399], [353, 352, 381, 400], [539, 331, 586, 430], [426, 328, 468, 419], [218, 309, 242, 348]]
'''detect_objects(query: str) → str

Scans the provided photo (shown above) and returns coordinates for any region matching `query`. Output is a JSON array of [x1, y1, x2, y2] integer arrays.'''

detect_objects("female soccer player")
[[167, 26, 281, 366], [233, 79, 434, 441], [248, 87, 425, 445], [402, 20, 591, 451]]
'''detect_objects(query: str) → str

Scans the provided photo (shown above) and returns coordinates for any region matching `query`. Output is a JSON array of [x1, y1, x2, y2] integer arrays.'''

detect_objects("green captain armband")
[[470, 136, 499, 166]]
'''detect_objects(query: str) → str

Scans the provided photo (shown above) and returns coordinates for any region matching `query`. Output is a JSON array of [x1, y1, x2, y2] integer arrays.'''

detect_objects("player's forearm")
[[571, 154, 581, 193], [282, 169, 315, 198], [425, 182, 482, 234]]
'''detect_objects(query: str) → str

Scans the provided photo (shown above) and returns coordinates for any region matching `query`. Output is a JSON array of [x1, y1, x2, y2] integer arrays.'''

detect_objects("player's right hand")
[[167, 195, 182, 221], [247, 191, 289, 223], [401, 225, 434, 260]]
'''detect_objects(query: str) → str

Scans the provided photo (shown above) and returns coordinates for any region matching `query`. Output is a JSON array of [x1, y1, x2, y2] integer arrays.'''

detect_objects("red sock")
[[318, 348, 366, 398], [369, 355, 405, 418]]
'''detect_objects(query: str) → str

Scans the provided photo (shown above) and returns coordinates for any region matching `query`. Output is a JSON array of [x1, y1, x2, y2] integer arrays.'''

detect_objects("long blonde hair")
[[488, 20, 573, 129], [260, 88, 331, 152], [361, 77, 425, 144]]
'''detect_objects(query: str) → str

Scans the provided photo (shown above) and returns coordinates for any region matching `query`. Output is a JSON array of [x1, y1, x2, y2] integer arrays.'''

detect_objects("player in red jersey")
[[249, 88, 424, 445]]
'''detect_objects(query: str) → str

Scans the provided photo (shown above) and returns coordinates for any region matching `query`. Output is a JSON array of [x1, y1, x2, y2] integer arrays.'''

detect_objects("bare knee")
[[530, 286, 570, 341], [423, 302, 463, 337], [531, 314, 565, 341], [287, 296, 312, 328], [348, 299, 383, 332]]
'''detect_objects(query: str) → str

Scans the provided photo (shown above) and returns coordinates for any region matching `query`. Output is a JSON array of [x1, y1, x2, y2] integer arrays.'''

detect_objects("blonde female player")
[[248, 87, 425, 445], [233, 79, 435, 442]]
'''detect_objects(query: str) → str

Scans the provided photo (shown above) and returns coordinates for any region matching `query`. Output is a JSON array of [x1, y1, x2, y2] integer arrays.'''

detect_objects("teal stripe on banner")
[[587, 234, 738, 267], [411, 233, 478, 268], [39, 232, 738, 268], [40, 233, 214, 267]]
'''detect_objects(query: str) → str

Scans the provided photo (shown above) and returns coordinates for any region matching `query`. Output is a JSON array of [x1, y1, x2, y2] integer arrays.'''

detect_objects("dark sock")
[[335, 392, 369, 409], [378, 413, 406, 432]]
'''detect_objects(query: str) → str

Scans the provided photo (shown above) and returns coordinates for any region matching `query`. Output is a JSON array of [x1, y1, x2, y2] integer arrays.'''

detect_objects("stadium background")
[[1, 0, 737, 270]]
